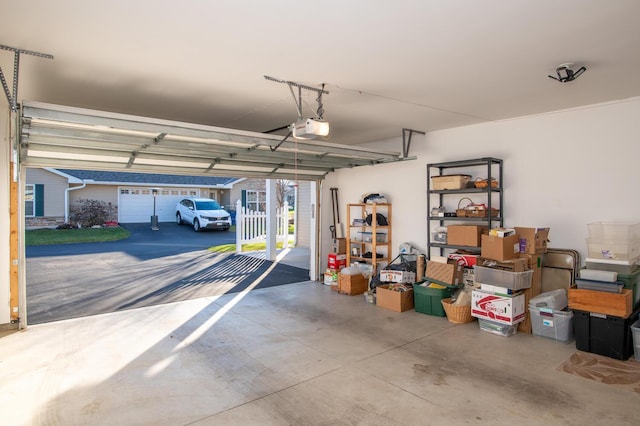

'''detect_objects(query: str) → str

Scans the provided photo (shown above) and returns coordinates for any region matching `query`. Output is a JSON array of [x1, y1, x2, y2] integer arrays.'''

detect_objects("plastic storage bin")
[[588, 222, 640, 241], [530, 307, 573, 342], [575, 279, 623, 293], [584, 258, 638, 275], [529, 289, 568, 310], [478, 319, 518, 337], [586, 238, 640, 261], [617, 268, 640, 309], [359, 231, 386, 243], [632, 319, 640, 362], [474, 266, 533, 290], [413, 283, 452, 317], [431, 231, 447, 243], [573, 307, 640, 360], [431, 174, 471, 190]]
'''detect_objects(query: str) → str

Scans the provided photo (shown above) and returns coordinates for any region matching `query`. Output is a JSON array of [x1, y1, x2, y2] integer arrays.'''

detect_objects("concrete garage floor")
[[1, 281, 639, 425]]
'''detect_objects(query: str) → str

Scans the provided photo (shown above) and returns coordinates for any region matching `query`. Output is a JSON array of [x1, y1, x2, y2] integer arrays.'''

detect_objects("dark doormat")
[[227, 259, 310, 294], [556, 351, 640, 394]]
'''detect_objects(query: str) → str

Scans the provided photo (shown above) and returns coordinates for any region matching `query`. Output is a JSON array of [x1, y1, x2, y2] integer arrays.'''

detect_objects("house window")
[[25, 183, 44, 217], [25, 184, 35, 217], [246, 190, 266, 212]]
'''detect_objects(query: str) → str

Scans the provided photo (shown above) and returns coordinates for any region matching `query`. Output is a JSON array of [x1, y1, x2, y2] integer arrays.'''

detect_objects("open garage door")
[[20, 102, 413, 180]]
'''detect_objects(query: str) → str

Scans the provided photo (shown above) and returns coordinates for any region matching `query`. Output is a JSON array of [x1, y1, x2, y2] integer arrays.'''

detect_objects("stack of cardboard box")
[[414, 259, 465, 317], [471, 227, 549, 335], [325, 238, 347, 289]]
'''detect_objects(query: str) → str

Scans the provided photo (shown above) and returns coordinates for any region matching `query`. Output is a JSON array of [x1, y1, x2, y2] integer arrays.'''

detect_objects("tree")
[[276, 179, 291, 207]]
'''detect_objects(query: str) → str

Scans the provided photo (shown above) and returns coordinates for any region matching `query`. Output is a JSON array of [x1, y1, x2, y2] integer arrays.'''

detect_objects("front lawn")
[[25, 227, 131, 246], [210, 240, 294, 253]]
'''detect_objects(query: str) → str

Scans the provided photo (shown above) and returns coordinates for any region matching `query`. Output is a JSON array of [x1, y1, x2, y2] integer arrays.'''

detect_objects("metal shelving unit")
[[427, 157, 503, 259]]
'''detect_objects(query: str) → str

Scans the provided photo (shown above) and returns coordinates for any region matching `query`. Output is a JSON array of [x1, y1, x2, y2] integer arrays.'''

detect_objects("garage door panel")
[[119, 187, 198, 223]]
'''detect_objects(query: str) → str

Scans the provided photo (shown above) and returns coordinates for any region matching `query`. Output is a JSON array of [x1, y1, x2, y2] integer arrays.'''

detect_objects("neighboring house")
[[24, 169, 311, 248], [25, 168, 239, 228]]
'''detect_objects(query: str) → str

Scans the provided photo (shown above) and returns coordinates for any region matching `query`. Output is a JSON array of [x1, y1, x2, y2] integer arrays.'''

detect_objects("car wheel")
[[193, 219, 201, 232], [176, 212, 183, 225]]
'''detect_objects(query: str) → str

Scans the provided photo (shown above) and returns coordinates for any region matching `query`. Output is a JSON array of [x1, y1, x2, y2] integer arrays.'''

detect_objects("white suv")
[[175, 198, 231, 232]]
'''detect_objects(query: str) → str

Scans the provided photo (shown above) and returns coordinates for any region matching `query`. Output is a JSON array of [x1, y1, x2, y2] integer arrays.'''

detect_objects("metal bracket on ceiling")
[[126, 152, 137, 168], [270, 163, 286, 174], [0, 44, 54, 112], [265, 76, 330, 153], [269, 130, 292, 152], [206, 159, 220, 171], [402, 128, 425, 158], [153, 133, 167, 144], [264, 75, 329, 120]]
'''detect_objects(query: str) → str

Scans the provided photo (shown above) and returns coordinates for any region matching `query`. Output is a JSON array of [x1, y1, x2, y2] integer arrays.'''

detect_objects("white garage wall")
[[321, 97, 640, 271]]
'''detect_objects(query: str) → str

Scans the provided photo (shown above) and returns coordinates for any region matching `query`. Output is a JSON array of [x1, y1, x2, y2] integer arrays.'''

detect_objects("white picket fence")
[[235, 200, 289, 253]]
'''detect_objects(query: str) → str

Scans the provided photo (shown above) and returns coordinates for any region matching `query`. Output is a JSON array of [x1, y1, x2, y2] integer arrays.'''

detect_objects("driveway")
[[26, 223, 309, 324]]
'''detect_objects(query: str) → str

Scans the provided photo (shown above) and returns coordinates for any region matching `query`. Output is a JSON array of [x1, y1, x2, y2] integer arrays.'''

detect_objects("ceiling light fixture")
[[548, 63, 587, 83]]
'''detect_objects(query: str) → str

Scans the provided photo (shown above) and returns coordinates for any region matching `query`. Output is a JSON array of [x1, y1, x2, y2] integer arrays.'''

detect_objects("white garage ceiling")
[[2, 0, 640, 149]]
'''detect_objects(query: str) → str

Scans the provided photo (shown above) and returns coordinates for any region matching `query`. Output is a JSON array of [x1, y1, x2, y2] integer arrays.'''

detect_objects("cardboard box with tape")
[[425, 259, 464, 285]]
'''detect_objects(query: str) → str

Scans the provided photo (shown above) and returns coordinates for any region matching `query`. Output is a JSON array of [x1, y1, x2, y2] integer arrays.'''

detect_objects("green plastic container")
[[617, 269, 640, 309], [413, 283, 452, 316]]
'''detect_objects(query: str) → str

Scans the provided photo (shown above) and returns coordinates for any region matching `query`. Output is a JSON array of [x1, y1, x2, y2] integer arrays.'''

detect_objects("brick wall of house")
[[25, 216, 66, 229]]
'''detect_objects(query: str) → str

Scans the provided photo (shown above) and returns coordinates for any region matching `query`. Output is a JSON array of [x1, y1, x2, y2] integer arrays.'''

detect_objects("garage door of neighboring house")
[[118, 187, 199, 223]]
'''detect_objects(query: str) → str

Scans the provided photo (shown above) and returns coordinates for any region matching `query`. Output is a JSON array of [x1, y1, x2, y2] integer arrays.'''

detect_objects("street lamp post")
[[151, 188, 159, 230]]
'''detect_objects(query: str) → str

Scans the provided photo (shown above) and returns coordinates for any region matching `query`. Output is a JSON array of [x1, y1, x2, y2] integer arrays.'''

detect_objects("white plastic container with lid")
[[588, 222, 640, 242], [528, 289, 568, 310]]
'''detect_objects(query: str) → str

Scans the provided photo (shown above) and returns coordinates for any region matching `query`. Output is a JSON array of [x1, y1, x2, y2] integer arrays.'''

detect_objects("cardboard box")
[[447, 225, 488, 247], [515, 227, 550, 254], [568, 287, 633, 318], [518, 254, 542, 334], [328, 253, 347, 270], [338, 273, 368, 295], [376, 285, 415, 312], [471, 290, 526, 325], [379, 269, 417, 284], [425, 260, 464, 285], [331, 238, 347, 254], [481, 234, 520, 261], [476, 257, 528, 272], [448, 253, 478, 267]]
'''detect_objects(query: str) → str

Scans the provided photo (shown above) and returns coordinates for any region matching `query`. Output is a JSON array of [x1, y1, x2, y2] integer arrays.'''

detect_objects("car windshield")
[[195, 200, 222, 210]]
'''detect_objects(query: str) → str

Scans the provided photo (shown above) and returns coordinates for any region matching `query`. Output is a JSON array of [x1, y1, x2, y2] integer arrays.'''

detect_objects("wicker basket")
[[441, 298, 475, 324], [456, 197, 499, 218], [474, 178, 498, 189], [455, 208, 500, 218]]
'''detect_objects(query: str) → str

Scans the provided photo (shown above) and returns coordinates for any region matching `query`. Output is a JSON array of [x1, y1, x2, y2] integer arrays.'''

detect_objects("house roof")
[[57, 169, 240, 188]]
